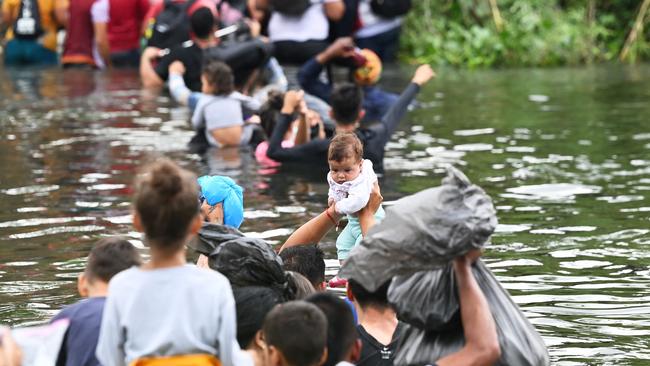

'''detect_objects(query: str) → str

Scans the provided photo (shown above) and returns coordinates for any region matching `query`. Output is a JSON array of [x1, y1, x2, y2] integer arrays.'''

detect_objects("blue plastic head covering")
[[197, 176, 244, 228]]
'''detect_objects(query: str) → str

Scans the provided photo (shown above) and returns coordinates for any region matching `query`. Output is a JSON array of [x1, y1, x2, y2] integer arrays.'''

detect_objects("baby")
[[327, 133, 385, 279]]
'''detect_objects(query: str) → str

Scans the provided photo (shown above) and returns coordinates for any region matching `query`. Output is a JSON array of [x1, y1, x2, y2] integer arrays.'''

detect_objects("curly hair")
[[202, 59, 234, 96]]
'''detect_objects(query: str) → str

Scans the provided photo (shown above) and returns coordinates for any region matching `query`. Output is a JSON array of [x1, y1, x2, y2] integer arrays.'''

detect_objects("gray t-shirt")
[[191, 92, 261, 147], [96, 265, 239, 366]]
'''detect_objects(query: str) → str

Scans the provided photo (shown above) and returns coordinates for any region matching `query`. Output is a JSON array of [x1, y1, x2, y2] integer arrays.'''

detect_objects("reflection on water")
[[2, 65, 650, 364]]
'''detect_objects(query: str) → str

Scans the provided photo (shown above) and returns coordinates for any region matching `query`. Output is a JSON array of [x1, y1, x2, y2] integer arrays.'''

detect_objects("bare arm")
[[1, 2, 16, 30], [358, 183, 382, 237], [94, 22, 111, 67], [437, 252, 500, 366], [140, 47, 165, 88], [54, 0, 69, 28], [324, 1, 345, 21], [279, 206, 341, 253]]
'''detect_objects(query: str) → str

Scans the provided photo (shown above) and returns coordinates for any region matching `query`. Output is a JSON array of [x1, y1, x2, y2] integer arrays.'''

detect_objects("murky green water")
[[1, 64, 650, 365]]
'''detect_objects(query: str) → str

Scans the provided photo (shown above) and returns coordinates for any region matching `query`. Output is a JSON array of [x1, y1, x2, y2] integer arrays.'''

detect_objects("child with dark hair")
[[96, 159, 239, 366], [169, 58, 262, 148], [306, 293, 361, 366], [52, 237, 142, 366], [327, 132, 385, 287], [279, 244, 326, 291], [262, 301, 328, 366]]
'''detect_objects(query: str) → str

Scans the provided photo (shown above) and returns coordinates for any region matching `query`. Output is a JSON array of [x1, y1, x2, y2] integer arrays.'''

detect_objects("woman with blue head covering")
[[196, 176, 244, 268], [198, 175, 244, 228]]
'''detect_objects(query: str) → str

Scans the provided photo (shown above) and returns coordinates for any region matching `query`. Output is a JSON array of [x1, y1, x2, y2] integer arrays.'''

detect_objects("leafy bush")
[[401, 0, 650, 67]]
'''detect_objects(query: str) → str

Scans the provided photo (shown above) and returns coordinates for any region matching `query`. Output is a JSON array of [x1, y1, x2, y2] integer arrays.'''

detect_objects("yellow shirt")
[[2, 0, 68, 51]]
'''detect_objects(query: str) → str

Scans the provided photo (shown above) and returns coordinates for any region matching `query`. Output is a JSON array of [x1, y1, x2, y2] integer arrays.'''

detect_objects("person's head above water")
[[262, 301, 328, 366], [330, 83, 364, 130], [233, 286, 285, 350], [191, 7, 216, 40], [198, 175, 244, 228], [201, 59, 235, 96], [328, 132, 364, 184], [306, 292, 360, 366], [279, 245, 326, 291], [133, 158, 201, 251]]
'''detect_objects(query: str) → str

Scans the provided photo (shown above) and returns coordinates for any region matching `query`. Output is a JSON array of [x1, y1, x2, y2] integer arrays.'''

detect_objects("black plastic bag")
[[339, 167, 497, 291], [339, 167, 549, 366], [388, 266, 459, 331], [190, 223, 290, 298], [393, 261, 549, 366]]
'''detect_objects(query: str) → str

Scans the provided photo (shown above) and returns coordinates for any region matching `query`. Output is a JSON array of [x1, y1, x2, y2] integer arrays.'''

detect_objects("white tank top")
[[269, 0, 330, 42]]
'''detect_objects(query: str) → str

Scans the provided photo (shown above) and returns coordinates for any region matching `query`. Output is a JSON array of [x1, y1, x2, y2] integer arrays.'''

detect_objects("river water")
[[1, 64, 649, 365]]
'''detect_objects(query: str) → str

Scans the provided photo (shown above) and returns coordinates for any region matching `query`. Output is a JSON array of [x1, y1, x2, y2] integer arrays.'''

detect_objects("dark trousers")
[[355, 26, 402, 63]]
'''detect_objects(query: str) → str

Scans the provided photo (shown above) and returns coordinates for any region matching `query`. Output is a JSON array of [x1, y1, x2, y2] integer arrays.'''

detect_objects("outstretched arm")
[[437, 251, 500, 366], [280, 187, 383, 252], [380, 65, 436, 145], [298, 37, 355, 102]]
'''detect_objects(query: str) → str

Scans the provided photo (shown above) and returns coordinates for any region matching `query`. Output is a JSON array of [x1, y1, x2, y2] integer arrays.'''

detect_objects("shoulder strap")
[[182, 0, 198, 12]]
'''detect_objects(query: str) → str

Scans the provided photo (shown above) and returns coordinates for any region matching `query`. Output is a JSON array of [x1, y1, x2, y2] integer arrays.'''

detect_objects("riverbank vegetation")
[[402, 0, 650, 67]]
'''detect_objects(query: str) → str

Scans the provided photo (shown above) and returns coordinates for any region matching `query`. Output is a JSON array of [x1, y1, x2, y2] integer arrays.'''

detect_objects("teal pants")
[[336, 206, 385, 261], [4, 39, 58, 66]]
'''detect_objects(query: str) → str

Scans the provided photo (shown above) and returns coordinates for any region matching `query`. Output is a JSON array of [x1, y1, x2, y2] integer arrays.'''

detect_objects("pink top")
[[255, 140, 294, 167]]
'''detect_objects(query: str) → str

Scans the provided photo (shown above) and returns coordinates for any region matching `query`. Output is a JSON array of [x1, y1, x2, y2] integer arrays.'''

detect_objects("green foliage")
[[401, 0, 650, 67]]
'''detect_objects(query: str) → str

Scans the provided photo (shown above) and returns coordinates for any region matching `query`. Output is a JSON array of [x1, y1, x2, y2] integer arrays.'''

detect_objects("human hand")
[[169, 61, 186, 75], [142, 46, 162, 61], [196, 254, 210, 269], [328, 197, 335, 207], [319, 37, 355, 63], [360, 182, 383, 216], [411, 64, 436, 86], [246, 18, 262, 37], [281, 90, 305, 114], [453, 249, 482, 270]]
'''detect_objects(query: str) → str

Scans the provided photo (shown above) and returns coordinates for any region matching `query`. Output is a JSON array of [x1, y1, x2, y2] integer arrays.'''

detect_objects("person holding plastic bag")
[[339, 167, 550, 366]]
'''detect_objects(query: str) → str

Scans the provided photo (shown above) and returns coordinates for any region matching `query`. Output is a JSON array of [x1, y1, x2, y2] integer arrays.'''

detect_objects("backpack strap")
[[181, 0, 198, 13]]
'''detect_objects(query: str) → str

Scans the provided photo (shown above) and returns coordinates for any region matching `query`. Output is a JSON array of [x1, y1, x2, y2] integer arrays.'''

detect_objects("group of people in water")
[[1, 0, 506, 365]]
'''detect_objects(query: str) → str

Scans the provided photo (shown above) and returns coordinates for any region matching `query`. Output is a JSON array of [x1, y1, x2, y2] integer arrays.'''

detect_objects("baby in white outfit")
[[327, 133, 385, 263]]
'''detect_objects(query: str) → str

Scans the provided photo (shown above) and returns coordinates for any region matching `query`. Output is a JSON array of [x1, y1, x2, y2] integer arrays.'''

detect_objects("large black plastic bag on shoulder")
[[339, 167, 549, 366], [190, 223, 289, 296], [339, 167, 497, 291]]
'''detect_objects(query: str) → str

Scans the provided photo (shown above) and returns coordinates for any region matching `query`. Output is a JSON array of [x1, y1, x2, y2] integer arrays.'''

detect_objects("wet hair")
[[330, 83, 363, 125], [190, 7, 215, 39], [328, 132, 363, 163], [286, 271, 316, 299], [133, 158, 200, 250], [233, 286, 284, 349], [263, 301, 328, 366], [259, 90, 285, 138], [348, 279, 391, 309], [202, 59, 235, 96], [306, 293, 358, 366], [85, 237, 142, 283], [279, 245, 325, 289]]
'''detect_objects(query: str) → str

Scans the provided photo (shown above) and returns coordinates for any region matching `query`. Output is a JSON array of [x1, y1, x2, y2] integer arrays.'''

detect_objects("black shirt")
[[357, 323, 403, 366], [155, 41, 204, 92]]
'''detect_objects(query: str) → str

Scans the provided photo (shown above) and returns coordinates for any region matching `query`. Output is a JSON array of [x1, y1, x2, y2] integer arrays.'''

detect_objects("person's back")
[[62, 0, 110, 68], [99, 265, 234, 363], [108, 0, 150, 67], [96, 159, 239, 366], [52, 237, 142, 366], [1, 0, 65, 66], [347, 279, 399, 366]]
